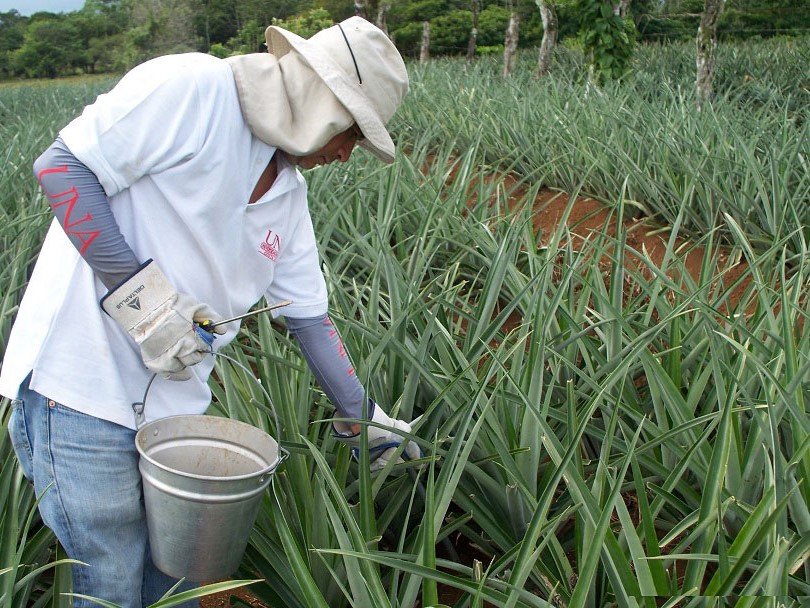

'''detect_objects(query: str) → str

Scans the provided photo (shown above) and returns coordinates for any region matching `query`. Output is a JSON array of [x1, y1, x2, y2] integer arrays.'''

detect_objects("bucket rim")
[[135, 414, 281, 482]]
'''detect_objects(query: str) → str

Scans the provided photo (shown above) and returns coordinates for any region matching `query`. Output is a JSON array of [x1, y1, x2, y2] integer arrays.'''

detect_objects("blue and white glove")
[[333, 405, 421, 471], [101, 259, 226, 380]]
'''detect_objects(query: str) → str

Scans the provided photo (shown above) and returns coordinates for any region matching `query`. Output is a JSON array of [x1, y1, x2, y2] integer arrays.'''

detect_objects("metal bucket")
[[136, 415, 281, 581], [133, 354, 286, 582]]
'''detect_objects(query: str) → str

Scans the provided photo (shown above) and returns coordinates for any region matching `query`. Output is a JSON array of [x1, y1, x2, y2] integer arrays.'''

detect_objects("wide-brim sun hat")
[[265, 16, 408, 163]]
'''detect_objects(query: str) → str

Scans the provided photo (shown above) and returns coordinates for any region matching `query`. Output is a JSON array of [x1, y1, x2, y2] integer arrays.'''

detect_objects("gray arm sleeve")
[[286, 314, 372, 420], [32, 137, 140, 288]]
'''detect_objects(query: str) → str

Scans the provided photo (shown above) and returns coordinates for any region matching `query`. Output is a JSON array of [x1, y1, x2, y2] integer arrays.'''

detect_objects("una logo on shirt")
[[259, 230, 281, 261]]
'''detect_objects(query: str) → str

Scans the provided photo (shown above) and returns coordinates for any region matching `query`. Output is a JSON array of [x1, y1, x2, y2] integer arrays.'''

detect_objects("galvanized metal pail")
[[133, 354, 286, 582], [135, 415, 281, 581]]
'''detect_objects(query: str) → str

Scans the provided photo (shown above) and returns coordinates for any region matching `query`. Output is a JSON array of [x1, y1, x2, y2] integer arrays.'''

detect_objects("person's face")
[[285, 124, 363, 170]]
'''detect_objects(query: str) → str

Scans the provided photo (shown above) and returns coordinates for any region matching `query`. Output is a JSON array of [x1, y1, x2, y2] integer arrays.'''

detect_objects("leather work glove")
[[333, 405, 422, 471], [101, 259, 226, 380]]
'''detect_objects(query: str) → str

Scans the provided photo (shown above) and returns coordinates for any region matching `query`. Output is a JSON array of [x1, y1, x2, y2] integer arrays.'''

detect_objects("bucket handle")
[[132, 352, 288, 466]]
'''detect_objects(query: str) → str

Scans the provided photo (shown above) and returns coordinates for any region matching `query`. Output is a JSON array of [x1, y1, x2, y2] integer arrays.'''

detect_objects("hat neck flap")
[[226, 52, 354, 156]]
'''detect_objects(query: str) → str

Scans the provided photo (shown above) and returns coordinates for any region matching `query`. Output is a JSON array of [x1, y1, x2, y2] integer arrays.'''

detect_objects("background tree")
[[466, 0, 479, 64], [535, 0, 557, 76], [429, 9, 482, 54], [128, 0, 200, 63], [502, 5, 519, 76], [420, 20, 430, 63], [270, 8, 333, 39], [224, 18, 265, 53], [354, 0, 367, 19], [575, 0, 637, 83], [0, 0, 806, 80], [192, 0, 311, 51], [0, 10, 26, 76], [696, 0, 726, 106], [194, 0, 239, 51], [375, 1, 391, 34], [635, 0, 702, 41], [721, 0, 810, 37], [386, 2, 538, 58], [9, 14, 83, 78], [316, 0, 354, 22], [73, 0, 129, 72], [386, 0, 451, 56]]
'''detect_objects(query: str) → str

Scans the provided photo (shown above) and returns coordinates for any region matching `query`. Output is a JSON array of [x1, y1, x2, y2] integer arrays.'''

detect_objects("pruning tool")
[[195, 299, 293, 343]]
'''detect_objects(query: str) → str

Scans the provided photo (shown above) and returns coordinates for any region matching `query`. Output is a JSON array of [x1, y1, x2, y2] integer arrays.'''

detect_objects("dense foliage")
[[0, 0, 808, 79], [573, 0, 637, 83], [2, 37, 808, 606]]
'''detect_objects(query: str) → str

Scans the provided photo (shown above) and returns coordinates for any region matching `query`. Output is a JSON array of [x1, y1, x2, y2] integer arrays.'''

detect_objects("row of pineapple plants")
[[1, 37, 808, 607]]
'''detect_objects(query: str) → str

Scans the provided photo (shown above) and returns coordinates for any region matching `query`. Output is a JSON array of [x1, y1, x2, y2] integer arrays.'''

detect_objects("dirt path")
[[527, 187, 750, 311]]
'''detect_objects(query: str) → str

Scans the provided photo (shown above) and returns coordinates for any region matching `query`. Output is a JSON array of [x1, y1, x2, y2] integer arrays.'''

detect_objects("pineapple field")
[[2, 37, 809, 607]]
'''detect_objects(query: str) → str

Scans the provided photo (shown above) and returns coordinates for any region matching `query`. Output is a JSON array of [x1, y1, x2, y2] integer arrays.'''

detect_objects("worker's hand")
[[101, 259, 226, 380], [333, 404, 422, 471]]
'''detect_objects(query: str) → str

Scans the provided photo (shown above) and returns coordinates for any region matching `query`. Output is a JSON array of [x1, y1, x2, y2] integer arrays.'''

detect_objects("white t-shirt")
[[0, 53, 329, 429]]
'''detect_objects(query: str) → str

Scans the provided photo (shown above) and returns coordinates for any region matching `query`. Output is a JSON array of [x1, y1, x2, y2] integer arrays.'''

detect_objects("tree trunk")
[[376, 2, 391, 35], [420, 21, 430, 65], [696, 0, 726, 107], [197, 0, 211, 50], [354, 0, 367, 20], [614, 0, 629, 18], [535, 0, 558, 77], [466, 0, 480, 65], [502, 12, 520, 77]]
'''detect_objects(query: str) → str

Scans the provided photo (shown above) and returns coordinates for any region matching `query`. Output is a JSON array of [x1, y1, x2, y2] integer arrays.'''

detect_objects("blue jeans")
[[7, 375, 198, 608]]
